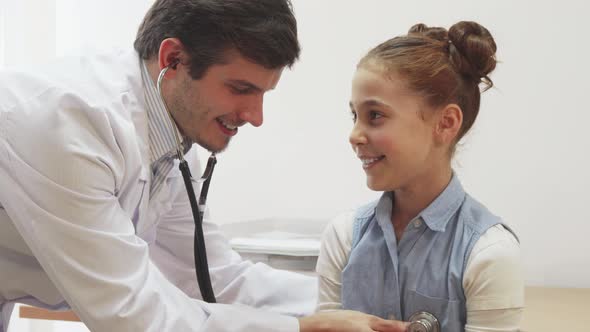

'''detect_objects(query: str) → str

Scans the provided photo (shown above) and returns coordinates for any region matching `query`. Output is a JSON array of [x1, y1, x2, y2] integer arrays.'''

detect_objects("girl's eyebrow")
[[349, 98, 389, 111]]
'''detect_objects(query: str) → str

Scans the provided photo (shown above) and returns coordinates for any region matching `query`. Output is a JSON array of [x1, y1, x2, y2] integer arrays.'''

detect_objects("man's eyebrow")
[[227, 79, 263, 92]]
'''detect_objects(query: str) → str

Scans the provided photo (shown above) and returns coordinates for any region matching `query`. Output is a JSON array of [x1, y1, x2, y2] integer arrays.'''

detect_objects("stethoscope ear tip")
[[170, 59, 180, 70]]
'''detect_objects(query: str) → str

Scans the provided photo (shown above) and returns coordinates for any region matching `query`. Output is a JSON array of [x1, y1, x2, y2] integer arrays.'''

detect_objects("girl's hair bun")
[[448, 21, 497, 89]]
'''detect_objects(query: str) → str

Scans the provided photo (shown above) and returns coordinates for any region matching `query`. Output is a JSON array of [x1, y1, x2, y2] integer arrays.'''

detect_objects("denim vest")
[[341, 175, 514, 331]]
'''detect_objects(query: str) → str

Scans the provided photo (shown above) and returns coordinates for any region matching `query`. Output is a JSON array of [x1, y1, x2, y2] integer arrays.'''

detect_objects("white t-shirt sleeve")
[[315, 211, 355, 311], [463, 224, 525, 332]]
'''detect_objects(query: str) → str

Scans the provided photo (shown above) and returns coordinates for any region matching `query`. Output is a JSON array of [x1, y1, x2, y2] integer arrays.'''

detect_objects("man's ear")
[[434, 103, 463, 145], [157, 38, 186, 78]]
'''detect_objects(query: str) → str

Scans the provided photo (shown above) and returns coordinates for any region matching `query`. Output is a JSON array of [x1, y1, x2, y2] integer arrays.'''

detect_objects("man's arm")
[[0, 104, 300, 331], [151, 148, 318, 316], [150, 149, 410, 332], [299, 311, 409, 332]]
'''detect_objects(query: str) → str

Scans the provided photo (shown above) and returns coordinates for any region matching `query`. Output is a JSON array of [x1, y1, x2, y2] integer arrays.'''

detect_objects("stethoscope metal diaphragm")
[[408, 311, 440, 332]]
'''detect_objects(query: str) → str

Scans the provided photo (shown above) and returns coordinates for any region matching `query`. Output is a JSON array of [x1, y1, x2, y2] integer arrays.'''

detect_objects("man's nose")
[[238, 96, 264, 127]]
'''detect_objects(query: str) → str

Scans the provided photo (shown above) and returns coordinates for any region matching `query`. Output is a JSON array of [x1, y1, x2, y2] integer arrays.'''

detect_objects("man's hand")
[[298, 310, 408, 332]]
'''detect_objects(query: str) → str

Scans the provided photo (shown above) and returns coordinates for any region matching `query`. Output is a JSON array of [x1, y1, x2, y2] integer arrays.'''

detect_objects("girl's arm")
[[316, 211, 355, 311], [463, 224, 525, 332]]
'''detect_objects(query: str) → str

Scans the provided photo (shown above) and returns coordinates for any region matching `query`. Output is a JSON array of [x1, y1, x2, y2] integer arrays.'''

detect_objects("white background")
[[1, 0, 589, 330]]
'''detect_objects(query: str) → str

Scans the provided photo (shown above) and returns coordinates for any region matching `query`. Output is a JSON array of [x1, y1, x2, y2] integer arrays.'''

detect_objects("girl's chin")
[[366, 180, 386, 192]]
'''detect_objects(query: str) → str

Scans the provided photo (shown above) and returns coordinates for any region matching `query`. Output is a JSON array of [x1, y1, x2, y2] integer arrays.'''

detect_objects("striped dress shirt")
[[139, 60, 193, 198]]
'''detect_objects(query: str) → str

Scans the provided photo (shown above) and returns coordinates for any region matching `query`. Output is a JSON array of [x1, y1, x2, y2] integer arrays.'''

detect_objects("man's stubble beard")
[[170, 86, 230, 153]]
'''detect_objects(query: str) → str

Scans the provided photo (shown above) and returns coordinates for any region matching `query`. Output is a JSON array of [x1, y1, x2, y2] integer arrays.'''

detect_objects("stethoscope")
[[157, 60, 217, 303]]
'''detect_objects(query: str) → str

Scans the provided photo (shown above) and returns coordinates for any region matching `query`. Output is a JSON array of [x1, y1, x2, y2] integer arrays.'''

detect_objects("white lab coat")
[[0, 49, 316, 331]]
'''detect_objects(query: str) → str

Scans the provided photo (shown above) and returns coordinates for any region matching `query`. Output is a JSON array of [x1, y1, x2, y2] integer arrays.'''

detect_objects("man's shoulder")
[[0, 49, 147, 163], [1, 49, 140, 109]]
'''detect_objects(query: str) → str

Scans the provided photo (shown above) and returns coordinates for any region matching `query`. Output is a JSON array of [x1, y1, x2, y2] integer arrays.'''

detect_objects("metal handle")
[[408, 312, 440, 332]]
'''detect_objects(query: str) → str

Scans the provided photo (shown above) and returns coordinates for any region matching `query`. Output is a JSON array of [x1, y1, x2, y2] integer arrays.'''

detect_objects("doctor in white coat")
[[0, 0, 409, 331]]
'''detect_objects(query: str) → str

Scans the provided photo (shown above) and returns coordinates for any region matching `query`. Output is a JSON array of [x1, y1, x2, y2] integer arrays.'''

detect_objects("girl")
[[316, 21, 524, 331]]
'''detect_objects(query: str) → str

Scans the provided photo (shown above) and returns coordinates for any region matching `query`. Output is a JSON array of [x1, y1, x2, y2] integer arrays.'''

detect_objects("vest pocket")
[[404, 290, 465, 331]]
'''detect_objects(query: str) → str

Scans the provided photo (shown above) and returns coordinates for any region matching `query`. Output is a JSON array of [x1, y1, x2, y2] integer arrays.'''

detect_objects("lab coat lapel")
[[129, 109, 157, 239]]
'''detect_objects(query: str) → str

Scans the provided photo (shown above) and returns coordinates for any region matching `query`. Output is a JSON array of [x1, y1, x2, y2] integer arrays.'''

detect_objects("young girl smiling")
[[316, 21, 524, 331]]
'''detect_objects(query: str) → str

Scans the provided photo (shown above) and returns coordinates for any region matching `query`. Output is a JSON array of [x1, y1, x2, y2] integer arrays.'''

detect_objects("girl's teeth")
[[362, 157, 381, 165]]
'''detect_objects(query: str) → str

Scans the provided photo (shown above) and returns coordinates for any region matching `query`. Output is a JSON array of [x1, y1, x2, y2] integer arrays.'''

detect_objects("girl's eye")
[[369, 110, 382, 120], [350, 111, 357, 122]]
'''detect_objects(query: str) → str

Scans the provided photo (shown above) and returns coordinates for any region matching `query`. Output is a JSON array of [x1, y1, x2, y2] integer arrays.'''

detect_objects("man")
[[0, 0, 408, 331]]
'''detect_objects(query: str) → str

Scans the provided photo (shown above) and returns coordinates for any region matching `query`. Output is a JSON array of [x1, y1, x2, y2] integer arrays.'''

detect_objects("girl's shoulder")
[[323, 210, 356, 249]]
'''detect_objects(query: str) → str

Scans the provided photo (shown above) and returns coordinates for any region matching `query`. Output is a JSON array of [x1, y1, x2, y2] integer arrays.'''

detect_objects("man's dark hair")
[[134, 0, 300, 79]]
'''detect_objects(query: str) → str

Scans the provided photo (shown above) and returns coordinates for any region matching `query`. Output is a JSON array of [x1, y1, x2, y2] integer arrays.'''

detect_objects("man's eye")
[[230, 86, 252, 94]]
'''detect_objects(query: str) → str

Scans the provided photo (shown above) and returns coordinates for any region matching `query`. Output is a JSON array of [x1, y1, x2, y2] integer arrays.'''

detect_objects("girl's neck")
[[390, 166, 453, 240]]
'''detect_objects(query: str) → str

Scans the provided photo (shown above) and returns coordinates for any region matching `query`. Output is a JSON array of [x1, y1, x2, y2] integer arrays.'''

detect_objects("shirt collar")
[[418, 173, 465, 232], [140, 59, 192, 164], [375, 172, 465, 232]]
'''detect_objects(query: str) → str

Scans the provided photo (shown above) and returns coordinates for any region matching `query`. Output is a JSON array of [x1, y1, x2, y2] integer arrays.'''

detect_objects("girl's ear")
[[434, 103, 463, 145]]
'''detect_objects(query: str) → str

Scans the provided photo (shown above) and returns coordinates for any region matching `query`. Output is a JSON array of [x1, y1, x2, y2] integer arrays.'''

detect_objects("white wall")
[[0, 0, 150, 67], [0, 0, 56, 66], [1, 0, 588, 294]]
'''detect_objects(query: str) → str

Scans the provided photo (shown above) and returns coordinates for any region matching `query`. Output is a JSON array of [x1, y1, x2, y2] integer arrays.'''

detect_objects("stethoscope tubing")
[[157, 63, 217, 303], [180, 160, 217, 303]]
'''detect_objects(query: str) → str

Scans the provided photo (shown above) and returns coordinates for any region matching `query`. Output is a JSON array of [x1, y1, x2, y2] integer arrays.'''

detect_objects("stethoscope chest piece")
[[408, 311, 440, 332]]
